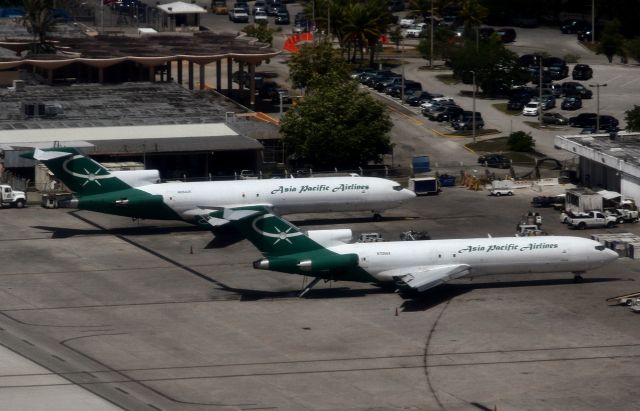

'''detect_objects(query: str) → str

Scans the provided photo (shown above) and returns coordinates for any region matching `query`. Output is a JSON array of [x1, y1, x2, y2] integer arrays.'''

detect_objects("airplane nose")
[[604, 248, 619, 262], [404, 189, 417, 199]]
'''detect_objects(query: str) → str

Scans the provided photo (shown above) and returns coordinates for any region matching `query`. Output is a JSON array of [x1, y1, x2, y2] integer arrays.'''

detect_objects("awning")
[[597, 189, 622, 200]]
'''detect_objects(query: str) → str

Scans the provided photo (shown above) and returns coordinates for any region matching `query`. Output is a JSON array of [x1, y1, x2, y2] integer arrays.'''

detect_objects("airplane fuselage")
[[73, 177, 415, 223], [330, 236, 617, 282]]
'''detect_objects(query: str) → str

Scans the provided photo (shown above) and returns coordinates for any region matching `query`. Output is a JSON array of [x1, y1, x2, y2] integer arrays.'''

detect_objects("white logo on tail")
[[62, 155, 113, 187], [252, 214, 303, 245]]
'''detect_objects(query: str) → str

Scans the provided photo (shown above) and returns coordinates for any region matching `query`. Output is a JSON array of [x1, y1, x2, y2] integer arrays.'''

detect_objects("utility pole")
[[471, 70, 476, 144], [429, 0, 434, 68], [590, 83, 607, 131]]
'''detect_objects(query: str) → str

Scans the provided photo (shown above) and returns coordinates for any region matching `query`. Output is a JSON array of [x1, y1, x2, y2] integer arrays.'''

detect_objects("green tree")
[[417, 25, 454, 62], [287, 40, 350, 90], [280, 73, 392, 169], [242, 23, 274, 46], [625, 37, 640, 64], [447, 36, 528, 96], [22, 0, 56, 52], [459, 0, 488, 34], [597, 19, 626, 63], [507, 131, 535, 153], [625, 105, 640, 131]]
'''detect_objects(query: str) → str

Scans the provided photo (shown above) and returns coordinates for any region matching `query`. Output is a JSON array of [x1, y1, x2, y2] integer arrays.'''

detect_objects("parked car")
[[543, 57, 568, 80], [496, 27, 516, 43], [399, 17, 415, 27], [405, 91, 441, 106], [561, 96, 582, 110], [452, 111, 484, 130], [569, 112, 597, 127], [422, 101, 457, 117], [478, 154, 511, 169], [404, 23, 426, 38], [560, 18, 590, 34], [265, 0, 282, 16], [254, 10, 268, 22], [507, 94, 531, 111], [420, 96, 455, 110], [531, 95, 555, 110], [519, 53, 542, 68], [274, 10, 289, 24], [561, 81, 593, 99], [433, 105, 464, 122], [252, 0, 266, 14], [228, 6, 249, 22], [569, 113, 618, 130], [542, 112, 569, 125], [572, 64, 593, 80], [522, 102, 540, 116]]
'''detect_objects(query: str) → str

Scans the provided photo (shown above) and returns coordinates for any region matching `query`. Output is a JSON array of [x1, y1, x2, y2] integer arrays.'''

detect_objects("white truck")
[[489, 180, 514, 196], [0, 184, 26, 208], [565, 211, 617, 229]]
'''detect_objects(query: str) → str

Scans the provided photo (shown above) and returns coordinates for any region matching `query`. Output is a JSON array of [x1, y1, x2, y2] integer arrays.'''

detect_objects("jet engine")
[[253, 252, 359, 273]]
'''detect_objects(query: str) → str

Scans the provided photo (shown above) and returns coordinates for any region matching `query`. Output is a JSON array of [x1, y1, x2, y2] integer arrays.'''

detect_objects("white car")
[[420, 96, 454, 109], [404, 23, 426, 38], [254, 10, 268, 22], [400, 17, 415, 28], [522, 102, 540, 116]]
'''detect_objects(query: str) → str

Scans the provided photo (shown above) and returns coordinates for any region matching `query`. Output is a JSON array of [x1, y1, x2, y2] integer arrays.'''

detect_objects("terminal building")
[[0, 20, 284, 190], [555, 132, 640, 203]]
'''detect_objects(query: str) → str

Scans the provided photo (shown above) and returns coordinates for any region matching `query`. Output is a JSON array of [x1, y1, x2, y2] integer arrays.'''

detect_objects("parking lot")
[[1, 186, 639, 410]]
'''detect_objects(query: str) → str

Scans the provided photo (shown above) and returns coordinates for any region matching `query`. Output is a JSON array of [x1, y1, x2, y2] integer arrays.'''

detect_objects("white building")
[[555, 132, 640, 203]]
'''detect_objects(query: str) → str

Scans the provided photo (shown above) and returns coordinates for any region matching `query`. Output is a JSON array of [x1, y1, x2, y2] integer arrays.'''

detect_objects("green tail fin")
[[22, 147, 132, 196], [224, 207, 325, 257]]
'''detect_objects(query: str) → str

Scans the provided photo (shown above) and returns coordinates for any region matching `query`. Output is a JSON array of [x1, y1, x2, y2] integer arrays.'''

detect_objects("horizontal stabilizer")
[[385, 264, 471, 292], [31, 148, 74, 161]]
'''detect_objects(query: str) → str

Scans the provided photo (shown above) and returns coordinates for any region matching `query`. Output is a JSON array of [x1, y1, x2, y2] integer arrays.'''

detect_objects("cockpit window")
[[595, 245, 605, 251], [393, 185, 403, 191]]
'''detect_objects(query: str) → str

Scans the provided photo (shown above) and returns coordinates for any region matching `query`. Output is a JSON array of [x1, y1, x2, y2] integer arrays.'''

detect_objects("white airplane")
[[222, 206, 619, 295], [23, 147, 416, 226]]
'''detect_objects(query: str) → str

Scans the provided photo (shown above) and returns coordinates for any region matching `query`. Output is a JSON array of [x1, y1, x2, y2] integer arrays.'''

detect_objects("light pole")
[[400, 36, 405, 104], [538, 56, 543, 126], [278, 90, 285, 117], [471, 70, 476, 144], [591, 0, 596, 43], [429, 0, 434, 68], [589, 83, 607, 131]]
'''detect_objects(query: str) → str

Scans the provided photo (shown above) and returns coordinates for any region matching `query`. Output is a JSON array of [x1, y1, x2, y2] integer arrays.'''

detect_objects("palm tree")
[[458, 0, 487, 37], [22, 0, 56, 53], [340, 0, 390, 65]]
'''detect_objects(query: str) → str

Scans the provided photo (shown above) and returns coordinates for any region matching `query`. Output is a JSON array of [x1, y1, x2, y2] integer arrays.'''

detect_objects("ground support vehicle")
[[408, 177, 440, 195], [565, 211, 617, 229], [0, 184, 26, 208], [605, 208, 639, 224]]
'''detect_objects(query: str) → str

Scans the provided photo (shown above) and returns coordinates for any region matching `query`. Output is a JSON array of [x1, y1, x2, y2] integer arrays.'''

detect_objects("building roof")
[[0, 32, 279, 69], [555, 132, 640, 179], [0, 82, 272, 155], [157, 1, 208, 14]]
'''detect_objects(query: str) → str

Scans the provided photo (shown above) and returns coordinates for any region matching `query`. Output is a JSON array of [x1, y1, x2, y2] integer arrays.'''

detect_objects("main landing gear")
[[373, 212, 383, 221], [573, 272, 584, 282], [299, 277, 323, 297]]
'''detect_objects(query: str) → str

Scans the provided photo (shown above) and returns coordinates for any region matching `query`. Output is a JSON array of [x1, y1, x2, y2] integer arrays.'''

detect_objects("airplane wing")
[[183, 204, 274, 227], [380, 264, 471, 293]]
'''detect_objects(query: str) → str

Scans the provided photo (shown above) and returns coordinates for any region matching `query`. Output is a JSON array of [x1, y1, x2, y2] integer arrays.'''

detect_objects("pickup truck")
[[564, 211, 617, 229], [228, 7, 249, 23]]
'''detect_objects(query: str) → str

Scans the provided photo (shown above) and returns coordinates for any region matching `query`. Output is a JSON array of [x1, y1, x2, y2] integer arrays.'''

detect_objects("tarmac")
[[1, 185, 639, 410]]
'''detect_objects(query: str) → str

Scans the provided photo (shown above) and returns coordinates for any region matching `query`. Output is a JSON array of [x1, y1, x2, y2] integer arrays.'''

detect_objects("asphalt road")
[[1, 187, 640, 410]]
